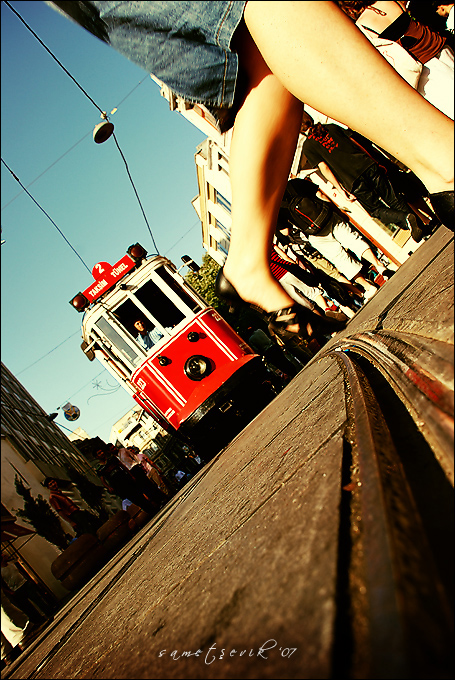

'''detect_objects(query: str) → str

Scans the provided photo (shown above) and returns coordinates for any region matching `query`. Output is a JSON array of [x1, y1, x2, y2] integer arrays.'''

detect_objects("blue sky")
[[1, 1, 207, 443]]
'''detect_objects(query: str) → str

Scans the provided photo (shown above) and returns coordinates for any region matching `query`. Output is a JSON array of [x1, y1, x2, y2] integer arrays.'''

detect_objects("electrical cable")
[[112, 133, 160, 255], [1, 76, 150, 212], [2, 5, 203, 441], [3, 0, 104, 115], [1, 401, 58, 420], [53, 420, 92, 438], [62, 370, 107, 405], [10, 213, 199, 379], [164, 220, 200, 257], [1, 158, 92, 274], [15, 331, 82, 376], [2, 399, 113, 441], [1, 130, 92, 211], [111, 75, 150, 109], [3, 1, 159, 253]]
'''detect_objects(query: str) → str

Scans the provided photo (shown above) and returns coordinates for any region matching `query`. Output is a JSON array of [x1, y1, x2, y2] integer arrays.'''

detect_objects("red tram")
[[70, 244, 275, 456]]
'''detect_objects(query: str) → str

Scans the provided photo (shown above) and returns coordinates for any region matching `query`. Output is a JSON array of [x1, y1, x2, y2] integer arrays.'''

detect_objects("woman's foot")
[[216, 267, 302, 337], [216, 265, 295, 314]]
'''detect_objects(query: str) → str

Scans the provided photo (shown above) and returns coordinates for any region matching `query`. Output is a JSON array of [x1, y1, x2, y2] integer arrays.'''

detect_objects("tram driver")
[[134, 318, 164, 351]]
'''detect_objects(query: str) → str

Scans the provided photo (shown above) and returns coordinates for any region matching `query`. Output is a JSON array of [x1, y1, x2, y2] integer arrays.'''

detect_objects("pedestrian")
[[336, 1, 454, 118], [276, 178, 387, 301], [49, 1, 453, 346], [42, 478, 100, 537], [300, 113, 427, 242], [275, 242, 360, 317], [135, 451, 172, 498], [117, 447, 168, 508], [270, 247, 350, 324], [247, 325, 303, 378], [282, 240, 366, 303], [95, 448, 160, 515], [1, 554, 50, 624], [174, 470, 191, 488]]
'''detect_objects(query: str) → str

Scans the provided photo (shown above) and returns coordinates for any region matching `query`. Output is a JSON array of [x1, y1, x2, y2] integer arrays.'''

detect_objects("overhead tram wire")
[[15, 330, 83, 376], [1, 158, 92, 274], [164, 220, 201, 257], [4, 0, 104, 116], [1, 76, 150, 212], [1, 130, 92, 211], [4, 1, 160, 254], [112, 133, 160, 255], [11, 218, 198, 378]]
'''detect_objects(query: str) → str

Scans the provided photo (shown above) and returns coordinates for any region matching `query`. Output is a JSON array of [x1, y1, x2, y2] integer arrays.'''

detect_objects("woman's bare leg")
[[223, 1, 453, 319], [223, 28, 303, 315], [243, 1, 453, 193]]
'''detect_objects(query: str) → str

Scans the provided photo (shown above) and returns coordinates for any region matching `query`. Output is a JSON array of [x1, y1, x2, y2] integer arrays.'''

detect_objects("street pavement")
[[3, 227, 453, 680]]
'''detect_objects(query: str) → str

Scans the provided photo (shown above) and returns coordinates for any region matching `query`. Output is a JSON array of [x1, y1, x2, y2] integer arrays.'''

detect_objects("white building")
[[151, 76, 233, 265], [109, 406, 166, 454], [150, 75, 233, 153], [151, 75, 421, 269], [66, 426, 90, 443], [1, 363, 100, 602], [192, 138, 233, 266]]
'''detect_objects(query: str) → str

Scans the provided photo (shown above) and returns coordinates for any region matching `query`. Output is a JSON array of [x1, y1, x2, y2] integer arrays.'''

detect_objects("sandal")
[[215, 268, 254, 312], [215, 271, 309, 340], [215, 269, 344, 346], [268, 306, 308, 342]]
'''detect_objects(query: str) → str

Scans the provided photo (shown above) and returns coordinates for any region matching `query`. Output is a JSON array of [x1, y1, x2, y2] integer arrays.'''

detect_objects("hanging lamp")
[[93, 112, 114, 144]]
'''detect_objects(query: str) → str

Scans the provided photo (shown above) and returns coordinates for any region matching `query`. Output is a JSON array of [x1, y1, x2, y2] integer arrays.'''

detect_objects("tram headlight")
[[184, 355, 212, 381], [127, 243, 147, 263], [69, 292, 89, 312]]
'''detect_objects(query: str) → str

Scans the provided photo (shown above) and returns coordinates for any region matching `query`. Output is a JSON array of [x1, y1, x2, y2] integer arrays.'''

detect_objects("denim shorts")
[[52, 2, 247, 127]]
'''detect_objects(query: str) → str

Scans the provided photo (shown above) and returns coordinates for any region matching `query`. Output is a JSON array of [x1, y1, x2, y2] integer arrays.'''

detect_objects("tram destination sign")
[[82, 255, 136, 303]]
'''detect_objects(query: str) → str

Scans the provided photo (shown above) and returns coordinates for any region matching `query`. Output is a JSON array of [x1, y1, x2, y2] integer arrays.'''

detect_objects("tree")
[[184, 253, 220, 308], [14, 476, 70, 552], [66, 467, 110, 524]]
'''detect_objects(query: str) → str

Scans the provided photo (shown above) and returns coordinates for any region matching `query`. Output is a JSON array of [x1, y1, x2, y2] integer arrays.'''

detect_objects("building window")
[[215, 190, 231, 214], [215, 219, 231, 240], [217, 238, 229, 256], [216, 151, 230, 177]]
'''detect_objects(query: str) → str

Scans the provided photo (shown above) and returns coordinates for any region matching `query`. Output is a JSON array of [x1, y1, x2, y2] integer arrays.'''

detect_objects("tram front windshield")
[[92, 272, 201, 369], [95, 317, 140, 366]]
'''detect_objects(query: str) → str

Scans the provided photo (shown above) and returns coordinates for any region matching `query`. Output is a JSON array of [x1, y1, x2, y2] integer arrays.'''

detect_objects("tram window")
[[111, 298, 163, 341], [135, 278, 186, 327], [154, 266, 202, 313], [94, 317, 140, 366]]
